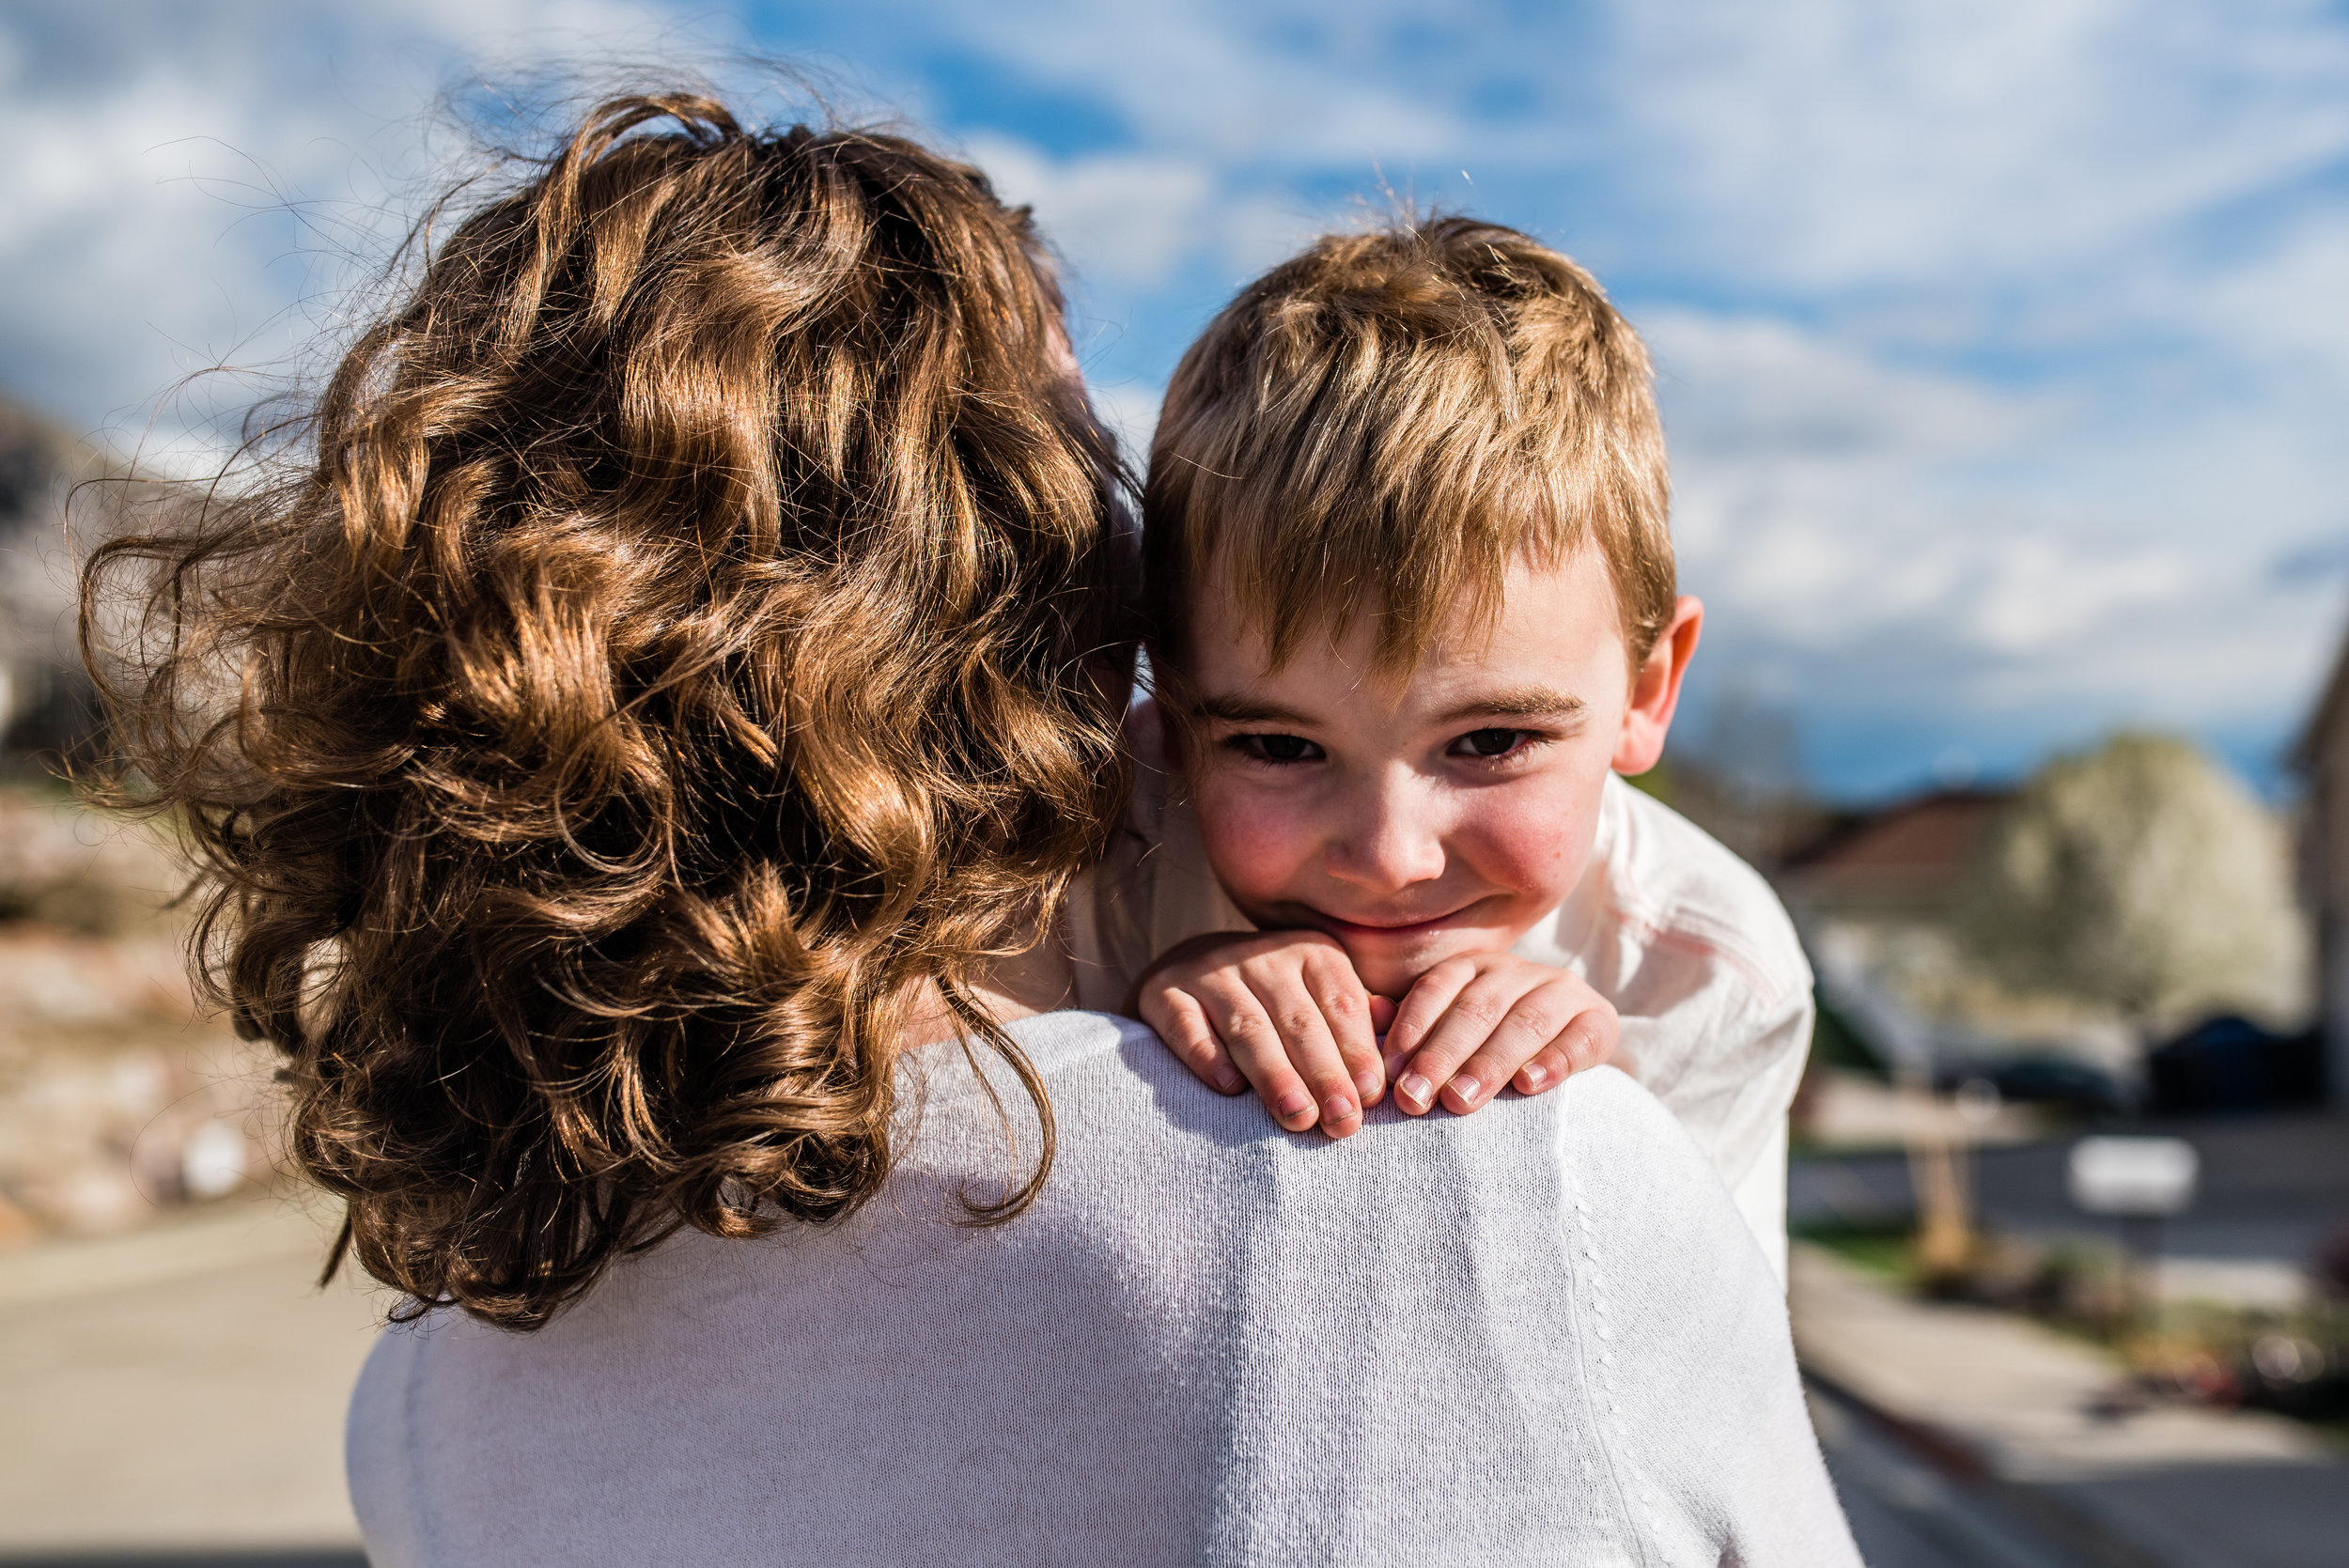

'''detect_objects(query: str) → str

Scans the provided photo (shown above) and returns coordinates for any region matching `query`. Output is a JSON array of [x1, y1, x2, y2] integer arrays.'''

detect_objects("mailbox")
[[2066, 1136, 2199, 1218]]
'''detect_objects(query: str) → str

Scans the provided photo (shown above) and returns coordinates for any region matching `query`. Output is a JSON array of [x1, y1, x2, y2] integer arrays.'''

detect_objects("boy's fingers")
[[1393, 968, 1534, 1114], [1435, 1014, 1549, 1116], [1508, 1005, 1619, 1095], [1439, 992, 1573, 1112], [1381, 961, 1476, 1099], [1299, 950, 1384, 1105], [1412, 969, 1585, 1115], [1195, 978, 1339, 1135], [1553, 1002, 1618, 1075], [1142, 988, 1244, 1095], [1367, 994, 1399, 1036], [1512, 1041, 1574, 1095], [1455, 992, 1618, 1108], [1239, 967, 1364, 1138]]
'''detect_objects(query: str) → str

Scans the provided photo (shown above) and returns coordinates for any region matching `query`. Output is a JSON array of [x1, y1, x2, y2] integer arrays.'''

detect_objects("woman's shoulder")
[[1544, 1065, 1778, 1270], [1547, 1062, 1700, 1157], [909, 1009, 1155, 1102]]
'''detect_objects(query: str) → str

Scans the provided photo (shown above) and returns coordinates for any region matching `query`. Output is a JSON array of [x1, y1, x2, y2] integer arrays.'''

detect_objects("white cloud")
[[6, 0, 2347, 793], [895, 0, 1475, 166], [2194, 212, 2349, 378], [960, 132, 1219, 287], [1604, 0, 2349, 291], [0, 0, 716, 462], [1646, 293, 2342, 771]]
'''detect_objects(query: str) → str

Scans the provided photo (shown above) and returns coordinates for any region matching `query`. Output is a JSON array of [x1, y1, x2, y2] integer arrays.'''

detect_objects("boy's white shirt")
[[1067, 709, 1813, 1286]]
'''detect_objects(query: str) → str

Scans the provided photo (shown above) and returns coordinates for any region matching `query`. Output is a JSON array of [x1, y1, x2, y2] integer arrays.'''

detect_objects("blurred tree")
[[1959, 733, 2305, 1027], [0, 396, 111, 777]]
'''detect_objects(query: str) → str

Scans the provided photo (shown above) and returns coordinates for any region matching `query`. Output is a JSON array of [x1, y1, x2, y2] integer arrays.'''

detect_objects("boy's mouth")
[[1305, 901, 1495, 942], [1319, 911, 1455, 937], [1248, 895, 1524, 997]]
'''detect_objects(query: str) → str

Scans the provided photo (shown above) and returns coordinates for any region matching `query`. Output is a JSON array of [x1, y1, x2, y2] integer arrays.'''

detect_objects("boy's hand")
[[1133, 934, 1617, 1135], [1132, 930, 1390, 1138], [1382, 953, 1617, 1117]]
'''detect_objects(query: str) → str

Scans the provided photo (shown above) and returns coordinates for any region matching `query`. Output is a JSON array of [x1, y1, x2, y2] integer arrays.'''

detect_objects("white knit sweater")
[[348, 1011, 1859, 1567]]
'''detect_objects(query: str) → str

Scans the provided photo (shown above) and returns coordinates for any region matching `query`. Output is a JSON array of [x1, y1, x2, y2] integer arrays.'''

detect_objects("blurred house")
[[1776, 788, 2011, 927], [2292, 632, 2349, 1107], [1774, 787, 2027, 1083]]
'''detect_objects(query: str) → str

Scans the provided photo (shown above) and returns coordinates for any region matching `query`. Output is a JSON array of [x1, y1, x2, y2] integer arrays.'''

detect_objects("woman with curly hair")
[[85, 90, 1856, 1567], [86, 93, 1130, 1327]]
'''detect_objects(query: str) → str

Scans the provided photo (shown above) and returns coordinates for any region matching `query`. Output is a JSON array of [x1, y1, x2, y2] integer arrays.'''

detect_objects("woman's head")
[[84, 93, 1132, 1328]]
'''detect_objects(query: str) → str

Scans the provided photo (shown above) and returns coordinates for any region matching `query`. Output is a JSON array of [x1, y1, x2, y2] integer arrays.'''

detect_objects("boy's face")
[[1175, 549, 1696, 998]]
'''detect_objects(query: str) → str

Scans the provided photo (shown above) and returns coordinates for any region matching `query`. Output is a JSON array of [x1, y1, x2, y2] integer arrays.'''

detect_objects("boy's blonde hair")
[[1144, 216, 1673, 684]]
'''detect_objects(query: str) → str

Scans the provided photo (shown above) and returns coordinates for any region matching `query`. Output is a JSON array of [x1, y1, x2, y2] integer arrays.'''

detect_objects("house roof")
[[1779, 788, 2011, 908], [2293, 616, 2349, 771]]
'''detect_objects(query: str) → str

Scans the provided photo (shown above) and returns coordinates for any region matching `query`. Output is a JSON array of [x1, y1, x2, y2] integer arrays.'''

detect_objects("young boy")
[[1066, 217, 1813, 1281]]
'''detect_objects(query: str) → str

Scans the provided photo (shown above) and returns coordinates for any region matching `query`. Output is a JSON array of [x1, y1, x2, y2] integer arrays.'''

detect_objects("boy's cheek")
[[1190, 793, 1313, 905], [1455, 775, 1601, 895]]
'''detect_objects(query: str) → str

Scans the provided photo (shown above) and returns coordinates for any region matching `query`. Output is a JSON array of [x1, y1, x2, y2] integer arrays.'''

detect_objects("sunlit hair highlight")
[[1144, 215, 1672, 687], [80, 93, 1131, 1329]]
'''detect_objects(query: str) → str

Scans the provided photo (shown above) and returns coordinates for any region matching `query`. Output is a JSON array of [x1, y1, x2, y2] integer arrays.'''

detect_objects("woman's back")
[[350, 1011, 1859, 1567]]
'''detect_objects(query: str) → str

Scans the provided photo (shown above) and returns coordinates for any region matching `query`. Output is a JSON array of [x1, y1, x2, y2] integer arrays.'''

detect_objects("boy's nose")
[[1326, 779, 1448, 894]]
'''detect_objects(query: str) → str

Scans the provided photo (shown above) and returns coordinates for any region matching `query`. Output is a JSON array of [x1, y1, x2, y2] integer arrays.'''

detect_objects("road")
[[0, 1193, 379, 1567], [1812, 1381, 2106, 1568], [1792, 1106, 2349, 1289]]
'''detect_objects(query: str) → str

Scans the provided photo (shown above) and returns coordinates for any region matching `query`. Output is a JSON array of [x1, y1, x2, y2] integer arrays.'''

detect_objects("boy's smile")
[[1174, 549, 1699, 998]]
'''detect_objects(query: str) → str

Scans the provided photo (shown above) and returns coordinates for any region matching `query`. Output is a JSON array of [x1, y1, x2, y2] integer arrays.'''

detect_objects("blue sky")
[[5, 0, 2348, 800]]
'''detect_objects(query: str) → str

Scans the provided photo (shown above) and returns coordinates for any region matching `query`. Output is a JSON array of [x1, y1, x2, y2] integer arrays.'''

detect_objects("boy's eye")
[[1233, 733, 1323, 764], [1453, 727, 1531, 759]]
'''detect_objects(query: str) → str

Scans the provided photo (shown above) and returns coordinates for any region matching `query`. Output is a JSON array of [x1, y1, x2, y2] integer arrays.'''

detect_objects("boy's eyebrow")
[[1196, 692, 1317, 726], [1437, 685, 1587, 723]]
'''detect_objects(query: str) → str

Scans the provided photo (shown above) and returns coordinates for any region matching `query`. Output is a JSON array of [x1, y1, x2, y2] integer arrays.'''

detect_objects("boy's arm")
[[1729, 1118, 1792, 1288], [1721, 985, 1811, 1287], [1632, 975, 1811, 1287]]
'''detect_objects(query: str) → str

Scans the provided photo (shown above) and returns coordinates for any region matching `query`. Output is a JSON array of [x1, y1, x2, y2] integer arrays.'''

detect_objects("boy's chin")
[[1352, 957, 1429, 999], [1332, 930, 1513, 999]]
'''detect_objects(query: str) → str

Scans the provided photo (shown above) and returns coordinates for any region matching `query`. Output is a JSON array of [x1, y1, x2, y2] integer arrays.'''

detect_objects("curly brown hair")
[[80, 93, 1133, 1329]]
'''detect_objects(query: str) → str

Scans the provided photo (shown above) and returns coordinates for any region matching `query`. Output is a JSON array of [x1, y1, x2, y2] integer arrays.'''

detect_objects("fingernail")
[[1322, 1094, 1358, 1124], [1219, 1072, 1247, 1094], [1399, 1072, 1432, 1110], [1520, 1063, 1547, 1090], [1276, 1092, 1314, 1123], [1355, 1072, 1383, 1102], [1452, 1074, 1482, 1105]]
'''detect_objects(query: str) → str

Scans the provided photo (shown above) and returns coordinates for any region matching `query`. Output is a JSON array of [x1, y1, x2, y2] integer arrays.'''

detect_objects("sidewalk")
[[1791, 1243, 2349, 1568], [0, 1192, 382, 1563]]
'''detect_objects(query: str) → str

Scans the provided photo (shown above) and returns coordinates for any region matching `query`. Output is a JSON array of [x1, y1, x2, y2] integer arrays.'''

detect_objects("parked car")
[[1935, 1053, 2135, 1120], [2145, 1015, 2326, 1113]]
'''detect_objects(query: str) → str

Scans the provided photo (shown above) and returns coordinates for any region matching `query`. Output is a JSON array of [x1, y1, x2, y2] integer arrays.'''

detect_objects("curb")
[[1803, 1364, 2175, 1568]]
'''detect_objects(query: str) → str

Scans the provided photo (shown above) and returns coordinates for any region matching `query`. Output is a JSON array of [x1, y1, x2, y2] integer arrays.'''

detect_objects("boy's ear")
[[1134, 691, 1190, 776], [1612, 596, 1703, 777]]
